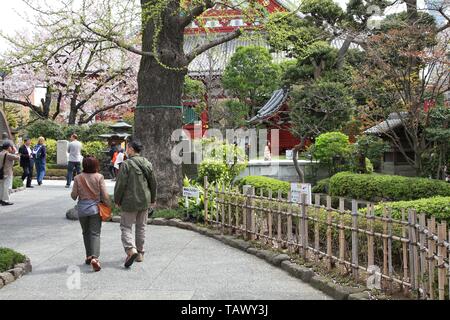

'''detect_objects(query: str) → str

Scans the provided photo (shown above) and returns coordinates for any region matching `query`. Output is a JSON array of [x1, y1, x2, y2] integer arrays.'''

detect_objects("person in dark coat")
[[19, 137, 34, 188]]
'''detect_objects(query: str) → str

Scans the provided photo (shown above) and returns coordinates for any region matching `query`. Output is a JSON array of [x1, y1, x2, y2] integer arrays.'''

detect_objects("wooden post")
[[339, 197, 346, 274], [277, 191, 282, 248], [314, 194, 320, 263], [387, 207, 393, 293], [268, 190, 273, 245], [351, 199, 359, 281], [418, 213, 426, 298], [401, 209, 408, 293], [235, 187, 240, 235], [437, 222, 447, 300], [408, 209, 416, 291], [326, 196, 333, 271], [367, 204, 375, 270], [427, 217, 436, 300], [250, 187, 256, 241], [244, 186, 251, 241], [287, 191, 293, 253], [221, 184, 226, 234], [204, 176, 209, 224], [260, 188, 265, 243], [215, 184, 220, 226], [413, 210, 420, 293], [300, 193, 308, 259], [382, 206, 388, 289]]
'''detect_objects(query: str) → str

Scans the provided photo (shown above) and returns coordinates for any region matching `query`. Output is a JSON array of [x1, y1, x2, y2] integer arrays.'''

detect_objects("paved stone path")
[[0, 181, 331, 300]]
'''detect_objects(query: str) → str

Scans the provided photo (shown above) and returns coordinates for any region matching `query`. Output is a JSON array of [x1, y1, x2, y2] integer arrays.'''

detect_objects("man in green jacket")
[[114, 139, 157, 268]]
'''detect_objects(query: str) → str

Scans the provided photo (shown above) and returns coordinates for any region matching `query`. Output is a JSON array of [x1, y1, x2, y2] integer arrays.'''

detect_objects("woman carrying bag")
[[71, 155, 111, 272]]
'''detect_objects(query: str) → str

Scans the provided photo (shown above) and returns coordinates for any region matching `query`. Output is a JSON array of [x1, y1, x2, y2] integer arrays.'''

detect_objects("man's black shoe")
[[26, 186, 34, 188], [2, 202, 14, 206]]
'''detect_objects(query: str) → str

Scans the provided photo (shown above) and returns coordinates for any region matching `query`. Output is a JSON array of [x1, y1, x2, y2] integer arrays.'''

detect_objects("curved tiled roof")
[[248, 88, 289, 124]]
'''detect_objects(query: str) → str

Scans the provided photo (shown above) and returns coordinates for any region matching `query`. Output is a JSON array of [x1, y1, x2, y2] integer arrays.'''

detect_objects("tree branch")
[[79, 99, 131, 124], [185, 28, 242, 64], [179, 0, 214, 29]]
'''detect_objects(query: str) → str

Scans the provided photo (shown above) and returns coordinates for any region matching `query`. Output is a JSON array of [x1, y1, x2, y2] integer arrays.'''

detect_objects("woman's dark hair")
[[82, 156, 99, 174], [128, 139, 143, 153]]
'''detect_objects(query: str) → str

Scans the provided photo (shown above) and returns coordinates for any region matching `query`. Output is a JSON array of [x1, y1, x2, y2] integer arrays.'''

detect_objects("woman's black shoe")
[[2, 202, 14, 206]]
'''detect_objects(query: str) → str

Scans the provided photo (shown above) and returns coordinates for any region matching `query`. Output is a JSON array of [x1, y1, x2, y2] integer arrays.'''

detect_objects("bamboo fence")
[[203, 177, 450, 300]]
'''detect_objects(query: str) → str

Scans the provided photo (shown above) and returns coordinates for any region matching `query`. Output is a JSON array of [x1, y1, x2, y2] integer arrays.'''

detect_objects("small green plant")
[[0, 248, 26, 273], [12, 177, 24, 189], [236, 176, 290, 197]]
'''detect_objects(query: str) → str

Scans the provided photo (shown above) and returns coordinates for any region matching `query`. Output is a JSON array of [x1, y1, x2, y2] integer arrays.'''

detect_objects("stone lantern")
[[99, 118, 133, 149]]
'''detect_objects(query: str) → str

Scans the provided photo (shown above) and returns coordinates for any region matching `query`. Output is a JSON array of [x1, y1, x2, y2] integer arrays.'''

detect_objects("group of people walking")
[[1, 133, 157, 271]]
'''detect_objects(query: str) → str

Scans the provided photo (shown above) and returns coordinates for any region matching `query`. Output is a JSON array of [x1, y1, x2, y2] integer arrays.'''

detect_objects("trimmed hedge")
[[14, 167, 67, 177], [361, 196, 450, 224], [329, 172, 450, 202], [0, 248, 26, 273], [312, 178, 330, 194], [237, 176, 290, 197]]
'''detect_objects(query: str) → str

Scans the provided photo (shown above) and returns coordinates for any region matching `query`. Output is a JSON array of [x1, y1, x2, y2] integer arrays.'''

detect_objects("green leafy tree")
[[310, 132, 352, 175], [222, 46, 282, 117]]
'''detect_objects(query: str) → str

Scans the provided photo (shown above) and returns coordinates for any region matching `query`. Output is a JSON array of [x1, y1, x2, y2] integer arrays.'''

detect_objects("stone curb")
[[106, 217, 371, 300], [0, 256, 32, 290]]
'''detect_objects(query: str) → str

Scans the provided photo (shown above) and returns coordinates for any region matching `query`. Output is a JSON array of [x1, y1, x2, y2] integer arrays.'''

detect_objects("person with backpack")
[[114, 139, 157, 268], [33, 137, 47, 186]]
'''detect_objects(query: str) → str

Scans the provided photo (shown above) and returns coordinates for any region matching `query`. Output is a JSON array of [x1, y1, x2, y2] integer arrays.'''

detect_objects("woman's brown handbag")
[[79, 175, 112, 222]]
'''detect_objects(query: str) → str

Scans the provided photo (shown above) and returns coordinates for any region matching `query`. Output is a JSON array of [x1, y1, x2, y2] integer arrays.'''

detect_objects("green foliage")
[[222, 46, 282, 111], [354, 135, 389, 170], [361, 197, 450, 224], [82, 141, 108, 161], [222, 100, 250, 128], [289, 80, 354, 139], [329, 172, 450, 202], [311, 132, 352, 166], [198, 139, 247, 184], [25, 120, 111, 142], [26, 120, 64, 141], [0, 248, 26, 273], [236, 176, 290, 197], [12, 177, 24, 189], [312, 178, 330, 194]]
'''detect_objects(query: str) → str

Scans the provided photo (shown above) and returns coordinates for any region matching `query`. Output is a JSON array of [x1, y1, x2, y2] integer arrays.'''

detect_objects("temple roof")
[[364, 112, 409, 135], [186, 34, 289, 77], [248, 88, 289, 124]]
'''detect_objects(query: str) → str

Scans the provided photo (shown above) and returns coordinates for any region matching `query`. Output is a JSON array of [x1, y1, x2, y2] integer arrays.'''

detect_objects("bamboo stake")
[[326, 196, 332, 271], [382, 206, 388, 289], [351, 199, 359, 281], [413, 210, 420, 294], [221, 184, 225, 234], [215, 184, 219, 226], [250, 187, 256, 241], [277, 191, 282, 248], [437, 223, 447, 300], [402, 209, 408, 293], [419, 213, 427, 298], [427, 217, 436, 300], [268, 190, 273, 245], [204, 176, 209, 224], [339, 197, 346, 274], [287, 191, 293, 253], [314, 194, 320, 263], [301, 193, 308, 259], [387, 207, 393, 293], [235, 187, 240, 235], [408, 209, 416, 291], [367, 204, 375, 270]]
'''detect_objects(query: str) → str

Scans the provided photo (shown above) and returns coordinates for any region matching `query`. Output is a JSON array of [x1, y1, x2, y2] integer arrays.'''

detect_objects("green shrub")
[[12, 177, 23, 189], [13, 166, 66, 177], [0, 248, 26, 273], [25, 120, 64, 141], [329, 172, 450, 202], [82, 141, 108, 161], [237, 176, 290, 197], [198, 138, 247, 184], [312, 178, 330, 194], [361, 196, 450, 224]]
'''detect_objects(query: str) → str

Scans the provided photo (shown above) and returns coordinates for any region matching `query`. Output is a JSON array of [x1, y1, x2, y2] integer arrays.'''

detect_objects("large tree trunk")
[[136, 0, 186, 208], [293, 137, 307, 183]]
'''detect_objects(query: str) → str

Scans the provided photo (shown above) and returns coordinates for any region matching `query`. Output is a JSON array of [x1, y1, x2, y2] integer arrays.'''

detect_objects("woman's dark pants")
[[79, 214, 102, 258]]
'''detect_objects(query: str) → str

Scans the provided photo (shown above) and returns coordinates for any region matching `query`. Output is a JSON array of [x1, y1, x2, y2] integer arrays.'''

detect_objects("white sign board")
[[291, 183, 312, 205], [285, 149, 293, 160], [183, 187, 200, 198], [183, 187, 200, 208]]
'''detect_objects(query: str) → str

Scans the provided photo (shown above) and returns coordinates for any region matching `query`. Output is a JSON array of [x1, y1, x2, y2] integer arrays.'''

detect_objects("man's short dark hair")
[[71, 133, 78, 140], [24, 137, 31, 142], [2, 141, 13, 150], [128, 139, 143, 153]]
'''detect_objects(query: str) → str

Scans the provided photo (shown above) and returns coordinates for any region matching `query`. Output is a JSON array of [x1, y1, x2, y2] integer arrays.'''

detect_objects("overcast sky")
[[0, 0, 420, 53]]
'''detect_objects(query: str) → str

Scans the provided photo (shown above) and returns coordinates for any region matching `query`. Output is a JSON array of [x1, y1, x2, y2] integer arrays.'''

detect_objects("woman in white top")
[[114, 149, 125, 174]]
